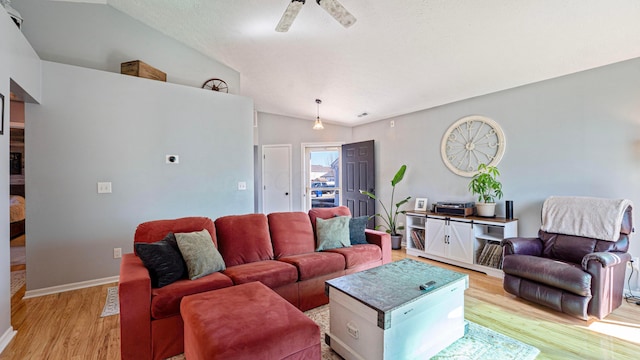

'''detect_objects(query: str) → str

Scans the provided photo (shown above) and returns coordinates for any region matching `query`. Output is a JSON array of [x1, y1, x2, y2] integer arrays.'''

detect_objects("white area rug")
[[100, 286, 119, 317], [10, 270, 25, 296]]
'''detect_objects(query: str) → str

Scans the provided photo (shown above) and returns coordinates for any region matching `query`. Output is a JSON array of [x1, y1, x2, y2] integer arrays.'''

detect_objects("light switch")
[[97, 182, 112, 194]]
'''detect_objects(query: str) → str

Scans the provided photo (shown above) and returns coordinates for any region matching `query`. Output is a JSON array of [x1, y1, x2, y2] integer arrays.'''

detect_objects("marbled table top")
[[326, 259, 468, 314]]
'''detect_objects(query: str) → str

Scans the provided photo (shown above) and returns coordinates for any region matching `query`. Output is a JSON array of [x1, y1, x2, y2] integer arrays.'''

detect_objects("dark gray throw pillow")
[[135, 232, 186, 288], [349, 216, 369, 245]]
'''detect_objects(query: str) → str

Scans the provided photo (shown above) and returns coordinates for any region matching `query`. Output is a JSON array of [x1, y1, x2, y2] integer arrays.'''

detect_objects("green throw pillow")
[[176, 229, 226, 280], [316, 216, 351, 251]]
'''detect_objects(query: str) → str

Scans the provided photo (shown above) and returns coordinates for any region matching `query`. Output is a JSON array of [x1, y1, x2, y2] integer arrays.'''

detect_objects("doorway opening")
[[302, 144, 342, 211], [9, 95, 26, 308]]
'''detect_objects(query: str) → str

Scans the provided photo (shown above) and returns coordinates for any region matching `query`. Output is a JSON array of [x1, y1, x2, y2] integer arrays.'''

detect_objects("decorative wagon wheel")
[[201, 78, 229, 93]]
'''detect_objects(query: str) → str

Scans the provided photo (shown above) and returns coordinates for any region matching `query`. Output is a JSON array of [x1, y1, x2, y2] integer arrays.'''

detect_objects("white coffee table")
[[325, 259, 468, 360]]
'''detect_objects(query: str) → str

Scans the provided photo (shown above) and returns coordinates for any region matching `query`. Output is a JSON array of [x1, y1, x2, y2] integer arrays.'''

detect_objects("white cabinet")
[[425, 218, 473, 264], [405, 211, 518, 278]]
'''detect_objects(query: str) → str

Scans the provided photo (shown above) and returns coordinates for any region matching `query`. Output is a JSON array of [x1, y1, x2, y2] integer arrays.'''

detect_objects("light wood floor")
[[2, 249, 639, 359]]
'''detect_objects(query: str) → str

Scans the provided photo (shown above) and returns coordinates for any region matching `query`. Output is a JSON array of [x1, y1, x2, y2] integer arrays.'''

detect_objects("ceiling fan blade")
[[316, 0, 356, 28], [276, 0, 306, 32]]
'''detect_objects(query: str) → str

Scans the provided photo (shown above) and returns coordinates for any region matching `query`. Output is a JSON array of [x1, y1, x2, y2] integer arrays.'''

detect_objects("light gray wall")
[[13, 0, 240, 93], [0, 7, 41, 349], [353, 57, 640, 260], [256, 113, 352, 212], [24, 61, 254, 290]]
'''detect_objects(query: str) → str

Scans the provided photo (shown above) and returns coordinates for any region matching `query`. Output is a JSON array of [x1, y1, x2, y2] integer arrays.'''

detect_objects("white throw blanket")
[[540, 196, 633, 241]]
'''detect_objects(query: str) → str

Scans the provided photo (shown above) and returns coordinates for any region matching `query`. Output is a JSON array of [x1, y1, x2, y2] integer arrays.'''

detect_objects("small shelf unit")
[[405, 211, 518, 278]]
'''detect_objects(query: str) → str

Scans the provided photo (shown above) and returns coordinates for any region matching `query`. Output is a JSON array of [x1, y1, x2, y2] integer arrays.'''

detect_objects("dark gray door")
[[342, 140, 375, 228]]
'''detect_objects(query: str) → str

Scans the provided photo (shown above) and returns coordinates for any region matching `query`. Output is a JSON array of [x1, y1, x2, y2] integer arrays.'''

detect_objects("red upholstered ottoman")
[[181, 281, 321, 360]]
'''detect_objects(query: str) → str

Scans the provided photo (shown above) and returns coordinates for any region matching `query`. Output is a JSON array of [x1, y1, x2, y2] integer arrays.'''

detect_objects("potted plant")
[[468, 163, 503, 217], [360, 165, 410, 249]]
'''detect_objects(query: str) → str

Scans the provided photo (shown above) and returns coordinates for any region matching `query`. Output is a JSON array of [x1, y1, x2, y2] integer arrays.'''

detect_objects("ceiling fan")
[[276, 0, 357, 32]]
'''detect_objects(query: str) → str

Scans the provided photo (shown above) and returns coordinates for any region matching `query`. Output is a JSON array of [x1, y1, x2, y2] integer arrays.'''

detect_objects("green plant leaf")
[[391, 165, 407, 187], [359, 190, 377, 200], [395, 196, 411, 208], [367, 165, 410, 235]]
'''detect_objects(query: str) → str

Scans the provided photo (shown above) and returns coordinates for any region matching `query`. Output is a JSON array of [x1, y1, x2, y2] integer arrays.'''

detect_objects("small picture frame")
[[415, 198, 428, 211]]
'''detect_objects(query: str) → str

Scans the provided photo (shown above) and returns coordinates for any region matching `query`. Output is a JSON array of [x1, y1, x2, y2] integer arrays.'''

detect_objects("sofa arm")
[[119, 253, 153, 360], [365, 229, 392, 264], [502, 237, 543, 257]]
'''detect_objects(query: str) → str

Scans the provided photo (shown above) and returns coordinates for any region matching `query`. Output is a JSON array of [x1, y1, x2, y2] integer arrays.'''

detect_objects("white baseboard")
[[23, 275, 119, 299], [0, 327, 17, 354]]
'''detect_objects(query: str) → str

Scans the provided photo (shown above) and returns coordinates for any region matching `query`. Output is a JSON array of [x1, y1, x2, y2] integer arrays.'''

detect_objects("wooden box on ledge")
[[120, 60, 166, 82]]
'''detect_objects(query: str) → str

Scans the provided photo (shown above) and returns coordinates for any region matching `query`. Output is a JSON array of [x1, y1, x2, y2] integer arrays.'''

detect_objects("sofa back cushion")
[[309, 206, 351, 240], [268, 212, 315, 258], [215, 214, 274, 267], [134, 217, 216, 252]]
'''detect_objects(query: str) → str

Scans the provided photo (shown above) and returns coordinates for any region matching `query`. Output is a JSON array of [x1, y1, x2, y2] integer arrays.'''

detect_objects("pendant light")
[[313, 99, 324, 130]]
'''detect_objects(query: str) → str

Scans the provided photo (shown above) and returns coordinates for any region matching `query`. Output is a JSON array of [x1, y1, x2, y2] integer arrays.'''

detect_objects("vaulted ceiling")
[[106, 0, 640, 126]]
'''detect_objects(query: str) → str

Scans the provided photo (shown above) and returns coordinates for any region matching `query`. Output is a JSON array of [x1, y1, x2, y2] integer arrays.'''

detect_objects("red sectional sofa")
[[119, 206, 391, 360]]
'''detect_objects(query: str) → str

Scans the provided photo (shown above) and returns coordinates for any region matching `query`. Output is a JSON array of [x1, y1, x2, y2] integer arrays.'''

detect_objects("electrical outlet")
[[633, 257, 640, 270], [97, 182, 112, 194], [113, 248, 122, 259]]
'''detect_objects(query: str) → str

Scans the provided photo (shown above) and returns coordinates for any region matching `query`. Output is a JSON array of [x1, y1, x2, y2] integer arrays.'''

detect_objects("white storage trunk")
[[325, 259, 468, 360]]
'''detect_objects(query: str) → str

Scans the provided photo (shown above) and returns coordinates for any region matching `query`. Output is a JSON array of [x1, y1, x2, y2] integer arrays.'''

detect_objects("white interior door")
[[262, 145, 292, 214]]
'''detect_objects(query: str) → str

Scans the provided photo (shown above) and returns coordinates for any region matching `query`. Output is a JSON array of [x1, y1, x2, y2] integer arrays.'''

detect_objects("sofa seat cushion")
[[278, 252, 346, 281], [502, 255, 592, 297], [326, 244, 382, 269], [150, 271, 233, 319], [223, 260, 298, 289]]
